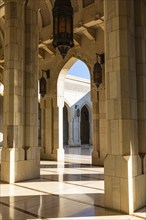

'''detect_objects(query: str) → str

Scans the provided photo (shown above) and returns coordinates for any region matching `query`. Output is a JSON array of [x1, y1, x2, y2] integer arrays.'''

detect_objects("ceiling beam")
[[74, 34, 81, 46], [74, 26, 96, 41], [0, 64, 4, 69], [82, 27, 96, 41], [39, 43, 55, 56], [0, 4, 5, 18]]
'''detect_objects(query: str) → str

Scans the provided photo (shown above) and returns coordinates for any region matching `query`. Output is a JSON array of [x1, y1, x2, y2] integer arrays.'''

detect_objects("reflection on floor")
[[0, 147, 145, 220], [64, 145, 92, 164]]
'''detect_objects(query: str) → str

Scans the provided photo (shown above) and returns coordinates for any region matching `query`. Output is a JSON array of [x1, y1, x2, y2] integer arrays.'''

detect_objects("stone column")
[[89, 107, 92, 146], [23, 0, 40, 178], [73, 114, 80, 145], [68, 112, 73, 146], [40, 96, 55, 160], [104, 0, 145, 213], [135, 0, 146, 173], [40, 95, 64, 162], [40, 98, 46, 156], [57, 96, 64, 162], [1, 0, 40, 183], [91, 89, 100, 165], [68, 120, 73, 145], [98, 86, 107, 165]]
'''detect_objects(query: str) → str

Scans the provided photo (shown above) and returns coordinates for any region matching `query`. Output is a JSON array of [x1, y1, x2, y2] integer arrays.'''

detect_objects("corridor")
[[0, 154, 145, 220]]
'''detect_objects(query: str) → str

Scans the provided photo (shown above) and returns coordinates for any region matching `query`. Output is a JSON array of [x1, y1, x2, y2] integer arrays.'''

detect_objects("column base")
[[40, 147, 65, 162], [40, 147, 56, 160], [1, 147, 40, 183], [104, 154, 146, 214], [92, 150, 105, 166], [57, 148, 64, 162]]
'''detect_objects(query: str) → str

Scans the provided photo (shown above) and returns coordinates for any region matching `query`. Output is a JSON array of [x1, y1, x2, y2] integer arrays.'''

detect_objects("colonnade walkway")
[[0, 147, 146, 220]]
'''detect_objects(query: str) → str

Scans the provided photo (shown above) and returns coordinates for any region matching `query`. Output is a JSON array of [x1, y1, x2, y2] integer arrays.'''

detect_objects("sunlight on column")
[[0, 132, 3, 143], [38, 195, 43, 217], [27, 215, 130, 220], [10, 148, 15, 183], [0, 83, 4, 95], [128, 152, 134, 214], [57, 162, 64, 182]]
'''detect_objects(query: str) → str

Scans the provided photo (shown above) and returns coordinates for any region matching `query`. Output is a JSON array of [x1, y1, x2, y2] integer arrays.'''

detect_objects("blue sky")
[[67, 60, 90, 79]]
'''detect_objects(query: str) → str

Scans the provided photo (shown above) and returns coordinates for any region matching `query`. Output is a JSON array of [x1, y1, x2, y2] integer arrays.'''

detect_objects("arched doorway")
[[63, 104, 69, 146], [80, 105, 90, 145], [55, 57, 92, 163]]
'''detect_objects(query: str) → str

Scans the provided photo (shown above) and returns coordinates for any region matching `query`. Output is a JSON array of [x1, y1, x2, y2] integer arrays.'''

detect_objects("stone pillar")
[[73, 114, 81, 146], [91, 89, 100, 165], [104, 0, 145, 213], [40, 98, 46, 156], [40, 97, 54, 159], [135, 0, 146, 171], [40, 96, 54, 160], [99, 86, 107, 165], [68, 110, 73, 146], [40, 95, 64, 162], [1, 0, 40, 183], [57, 96, 64, 162], [89, 108, 93, 146]]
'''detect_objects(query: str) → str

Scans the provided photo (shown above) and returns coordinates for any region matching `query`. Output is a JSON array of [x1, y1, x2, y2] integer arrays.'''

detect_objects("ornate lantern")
[[93, 53, 102, 88], [52, 0, 74, 58]]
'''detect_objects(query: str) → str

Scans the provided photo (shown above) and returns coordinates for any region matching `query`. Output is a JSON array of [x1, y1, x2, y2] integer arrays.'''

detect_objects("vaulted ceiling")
[[0, 0, 104, 76]]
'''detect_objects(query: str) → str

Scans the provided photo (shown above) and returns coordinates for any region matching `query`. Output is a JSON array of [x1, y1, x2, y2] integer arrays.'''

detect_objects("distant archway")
[[80, 105, 90, 144], [57, 56, 92, 163]]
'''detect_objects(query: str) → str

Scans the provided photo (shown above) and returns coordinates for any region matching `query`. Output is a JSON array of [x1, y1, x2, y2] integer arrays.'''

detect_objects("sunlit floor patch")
[[0, 159, 146, 220], [26, 216, 143, 220], [132, 207, 146, 219]]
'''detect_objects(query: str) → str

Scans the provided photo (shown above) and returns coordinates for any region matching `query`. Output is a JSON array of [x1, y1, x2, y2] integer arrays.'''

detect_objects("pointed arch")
[[80, 105, 90, 145], [57, 56, 92, 149]]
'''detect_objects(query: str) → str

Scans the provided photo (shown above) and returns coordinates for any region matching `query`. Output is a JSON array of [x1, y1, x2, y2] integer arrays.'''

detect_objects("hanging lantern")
[[99, 53, 105, 65], [52, 0, 74, 59], [93, 53, 102, 88], [39, 76, 46, 97]]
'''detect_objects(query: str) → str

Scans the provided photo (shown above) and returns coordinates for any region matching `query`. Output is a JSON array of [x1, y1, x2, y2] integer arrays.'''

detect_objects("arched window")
[[80, 105, 90, 144], [63, 105, 69, 145]]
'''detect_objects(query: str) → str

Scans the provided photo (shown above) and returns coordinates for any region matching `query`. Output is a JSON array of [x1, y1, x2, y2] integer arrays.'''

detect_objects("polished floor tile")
[[0, 148, 146, 220]]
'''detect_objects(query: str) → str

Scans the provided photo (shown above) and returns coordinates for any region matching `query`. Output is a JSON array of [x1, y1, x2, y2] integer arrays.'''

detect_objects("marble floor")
[[0, 147, 146, 220]]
